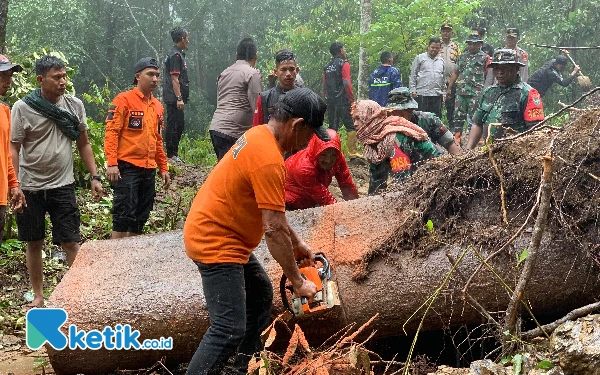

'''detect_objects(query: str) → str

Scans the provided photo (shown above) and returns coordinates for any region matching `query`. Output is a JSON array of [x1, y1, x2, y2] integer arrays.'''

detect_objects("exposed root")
[[249, 315, 391, 375]]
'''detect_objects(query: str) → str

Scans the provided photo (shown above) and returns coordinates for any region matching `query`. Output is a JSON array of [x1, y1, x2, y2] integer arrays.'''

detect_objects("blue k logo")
[[26, 308, 68, 350]]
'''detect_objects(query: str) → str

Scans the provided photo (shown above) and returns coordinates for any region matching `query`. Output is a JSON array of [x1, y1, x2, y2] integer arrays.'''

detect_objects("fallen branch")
[[504, 153, 555, 338], [487, 142, 509, 225], [521, 301, 600, 340], [523, 42, 600, 50], [556, 155, 600, 182], [496, 87, 600, 143], [557, 100, 588, 112]]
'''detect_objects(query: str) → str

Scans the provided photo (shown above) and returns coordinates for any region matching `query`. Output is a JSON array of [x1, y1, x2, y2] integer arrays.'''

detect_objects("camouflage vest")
[[456, 51, 488, 97], [477, 81, 536, 137]]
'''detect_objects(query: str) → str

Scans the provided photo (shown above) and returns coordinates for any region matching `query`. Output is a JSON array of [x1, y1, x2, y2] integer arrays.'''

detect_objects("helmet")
[[386, 87, 418, 111], [490, 49, 526, 67]]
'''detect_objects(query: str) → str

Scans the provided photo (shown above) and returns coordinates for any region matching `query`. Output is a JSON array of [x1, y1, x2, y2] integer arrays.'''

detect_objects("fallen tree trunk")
[[47, 111, 600, 374]]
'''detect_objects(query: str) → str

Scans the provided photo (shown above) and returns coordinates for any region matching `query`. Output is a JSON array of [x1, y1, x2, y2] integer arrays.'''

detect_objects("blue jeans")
[[186, 254, 273, 375]]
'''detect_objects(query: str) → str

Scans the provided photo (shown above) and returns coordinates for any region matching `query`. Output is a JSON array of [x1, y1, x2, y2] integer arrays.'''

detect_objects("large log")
[[47, 112, 600, 374], [46, 195, 599, 374]]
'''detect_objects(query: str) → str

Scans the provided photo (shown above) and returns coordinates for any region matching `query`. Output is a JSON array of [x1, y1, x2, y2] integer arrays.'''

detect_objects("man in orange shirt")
[[0, 56, 25, 245], [104, 58, 170, 239], [184, 88, 328, 374]]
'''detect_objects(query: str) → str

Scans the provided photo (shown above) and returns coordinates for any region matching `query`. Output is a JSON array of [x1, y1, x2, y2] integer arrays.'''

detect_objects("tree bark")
[[0, 0, 9, 53], [357, 0, 371, 100]]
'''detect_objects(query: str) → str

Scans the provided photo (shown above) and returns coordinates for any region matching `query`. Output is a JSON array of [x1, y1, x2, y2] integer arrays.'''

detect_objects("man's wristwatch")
[[92, 175, 102, 182], [176, 96, 183, 101]]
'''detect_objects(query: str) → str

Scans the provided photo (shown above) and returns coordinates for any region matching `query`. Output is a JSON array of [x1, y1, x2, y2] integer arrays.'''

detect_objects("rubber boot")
[[346, 131, 362, 158]]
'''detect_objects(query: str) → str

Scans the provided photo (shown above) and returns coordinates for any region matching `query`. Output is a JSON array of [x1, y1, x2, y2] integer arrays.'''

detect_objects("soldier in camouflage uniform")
[[447, 34, 491, 144], [351, 99, 441, 195], [385, 88, 461, 155], [440, 23, 460, 126], [466, 49, 544, 149]]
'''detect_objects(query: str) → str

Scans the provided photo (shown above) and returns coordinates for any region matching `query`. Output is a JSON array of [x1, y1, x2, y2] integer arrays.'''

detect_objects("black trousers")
[[415, 95, 442, 119], [165, 103, 185, 158], [209, 130, 238, 162], [186, 254, 273, 375], [326, 99, 355, 132], [445, 85, 456, 126]]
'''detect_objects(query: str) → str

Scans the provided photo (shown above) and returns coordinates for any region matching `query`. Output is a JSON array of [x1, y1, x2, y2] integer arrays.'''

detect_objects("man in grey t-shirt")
[[10, 56, 103, 309], [209, 37, 262, 161]]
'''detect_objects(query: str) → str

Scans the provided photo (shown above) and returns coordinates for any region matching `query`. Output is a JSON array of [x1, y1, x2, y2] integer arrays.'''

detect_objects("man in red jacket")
[[285, 128, 359, 210]]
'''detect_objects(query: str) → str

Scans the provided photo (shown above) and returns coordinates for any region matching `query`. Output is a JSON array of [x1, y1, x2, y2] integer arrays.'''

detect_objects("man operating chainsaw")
[[184, 88, 328, 375]]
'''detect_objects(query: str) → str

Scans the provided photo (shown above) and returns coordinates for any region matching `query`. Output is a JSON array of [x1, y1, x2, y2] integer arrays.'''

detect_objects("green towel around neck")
[[22, 89, 80, 140]]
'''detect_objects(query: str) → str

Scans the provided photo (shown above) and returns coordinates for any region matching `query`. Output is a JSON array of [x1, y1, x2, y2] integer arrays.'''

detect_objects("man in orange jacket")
[[104, 58, 170, 239]]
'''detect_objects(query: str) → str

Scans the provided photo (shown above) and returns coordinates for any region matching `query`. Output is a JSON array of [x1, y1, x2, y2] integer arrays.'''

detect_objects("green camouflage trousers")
[[451, 94, 478, 134]]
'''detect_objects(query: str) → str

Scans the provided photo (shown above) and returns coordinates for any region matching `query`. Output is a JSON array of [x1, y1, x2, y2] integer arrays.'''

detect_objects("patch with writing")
[[232, 134, 248, 159], [390, 142, 411, 173]]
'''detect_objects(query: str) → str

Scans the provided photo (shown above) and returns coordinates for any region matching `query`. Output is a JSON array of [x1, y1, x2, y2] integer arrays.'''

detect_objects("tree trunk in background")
[[105, 4, 117, 78], [0, 0, 9, 53], [357, 0, 371, 99]]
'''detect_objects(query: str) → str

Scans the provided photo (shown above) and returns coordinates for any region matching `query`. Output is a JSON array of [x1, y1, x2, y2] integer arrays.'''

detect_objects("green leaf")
[[513, 354, 523, 374], [500, 356, 513, 364], [516, 248, 528, 267], [481, 145, 487, 152], [426, 220, 434, 232], [535, 360, 554, 370]]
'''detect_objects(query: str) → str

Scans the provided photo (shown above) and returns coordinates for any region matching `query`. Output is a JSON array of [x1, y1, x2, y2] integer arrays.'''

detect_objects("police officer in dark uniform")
[[528, 52, 580, 97], [163, 27, 190, 161], [323, 42, 360, 157]]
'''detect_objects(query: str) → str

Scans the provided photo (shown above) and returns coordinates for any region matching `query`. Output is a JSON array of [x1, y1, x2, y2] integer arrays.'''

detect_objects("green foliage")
[[178, 133, 217, 167], [72, 119, 106, 189], [4, 48, 76, 106], [512, 353, 523, 374], [516, 248, 528, 267], [535, 359, 554, 370], [185, 89, 216, 137], [426, 219, 434, 232]]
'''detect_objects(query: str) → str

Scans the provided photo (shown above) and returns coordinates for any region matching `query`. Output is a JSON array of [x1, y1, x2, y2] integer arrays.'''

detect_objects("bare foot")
[[24, 297, 44, 311]]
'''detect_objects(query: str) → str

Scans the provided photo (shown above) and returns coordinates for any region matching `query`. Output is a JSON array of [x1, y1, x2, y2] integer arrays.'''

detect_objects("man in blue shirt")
[[369, 51, 402, 106]]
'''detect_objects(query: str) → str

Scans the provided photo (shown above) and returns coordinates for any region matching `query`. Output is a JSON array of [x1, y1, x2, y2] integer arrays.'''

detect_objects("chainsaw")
[[279, 252, 340, 317]]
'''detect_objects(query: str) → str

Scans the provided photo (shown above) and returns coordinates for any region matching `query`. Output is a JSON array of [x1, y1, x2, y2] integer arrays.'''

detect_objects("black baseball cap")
[[440, 23, 453, 30], [506, 28, 520, 38], [555, 55, 568, 65], [132, 57, 160, 85], [466, 34, 483, 43], [0, 55, 23, 73], [275, 88, 330, 141]]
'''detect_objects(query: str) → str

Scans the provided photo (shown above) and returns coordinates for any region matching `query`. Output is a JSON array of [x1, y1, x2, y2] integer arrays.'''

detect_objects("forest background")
[[1, 0, 598, 137]]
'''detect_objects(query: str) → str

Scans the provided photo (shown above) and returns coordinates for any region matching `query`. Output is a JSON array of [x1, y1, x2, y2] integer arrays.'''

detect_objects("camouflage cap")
[[489, 49, 526, 67], [465, 33, 483, 43], [386, 87, 418, 111], [440, 23, 453, 30]]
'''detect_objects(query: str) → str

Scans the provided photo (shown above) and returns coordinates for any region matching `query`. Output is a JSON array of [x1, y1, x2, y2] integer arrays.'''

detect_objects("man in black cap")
[[439, 23, 460, 128], [528, 51, 580, 97], [503, 28, 529, 82], [467, 49, 544, 149], [104, 57, 170, 239], [184, 87, 327, 374], [163, 27, 190, 162], [471, 26, 494, 57]]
